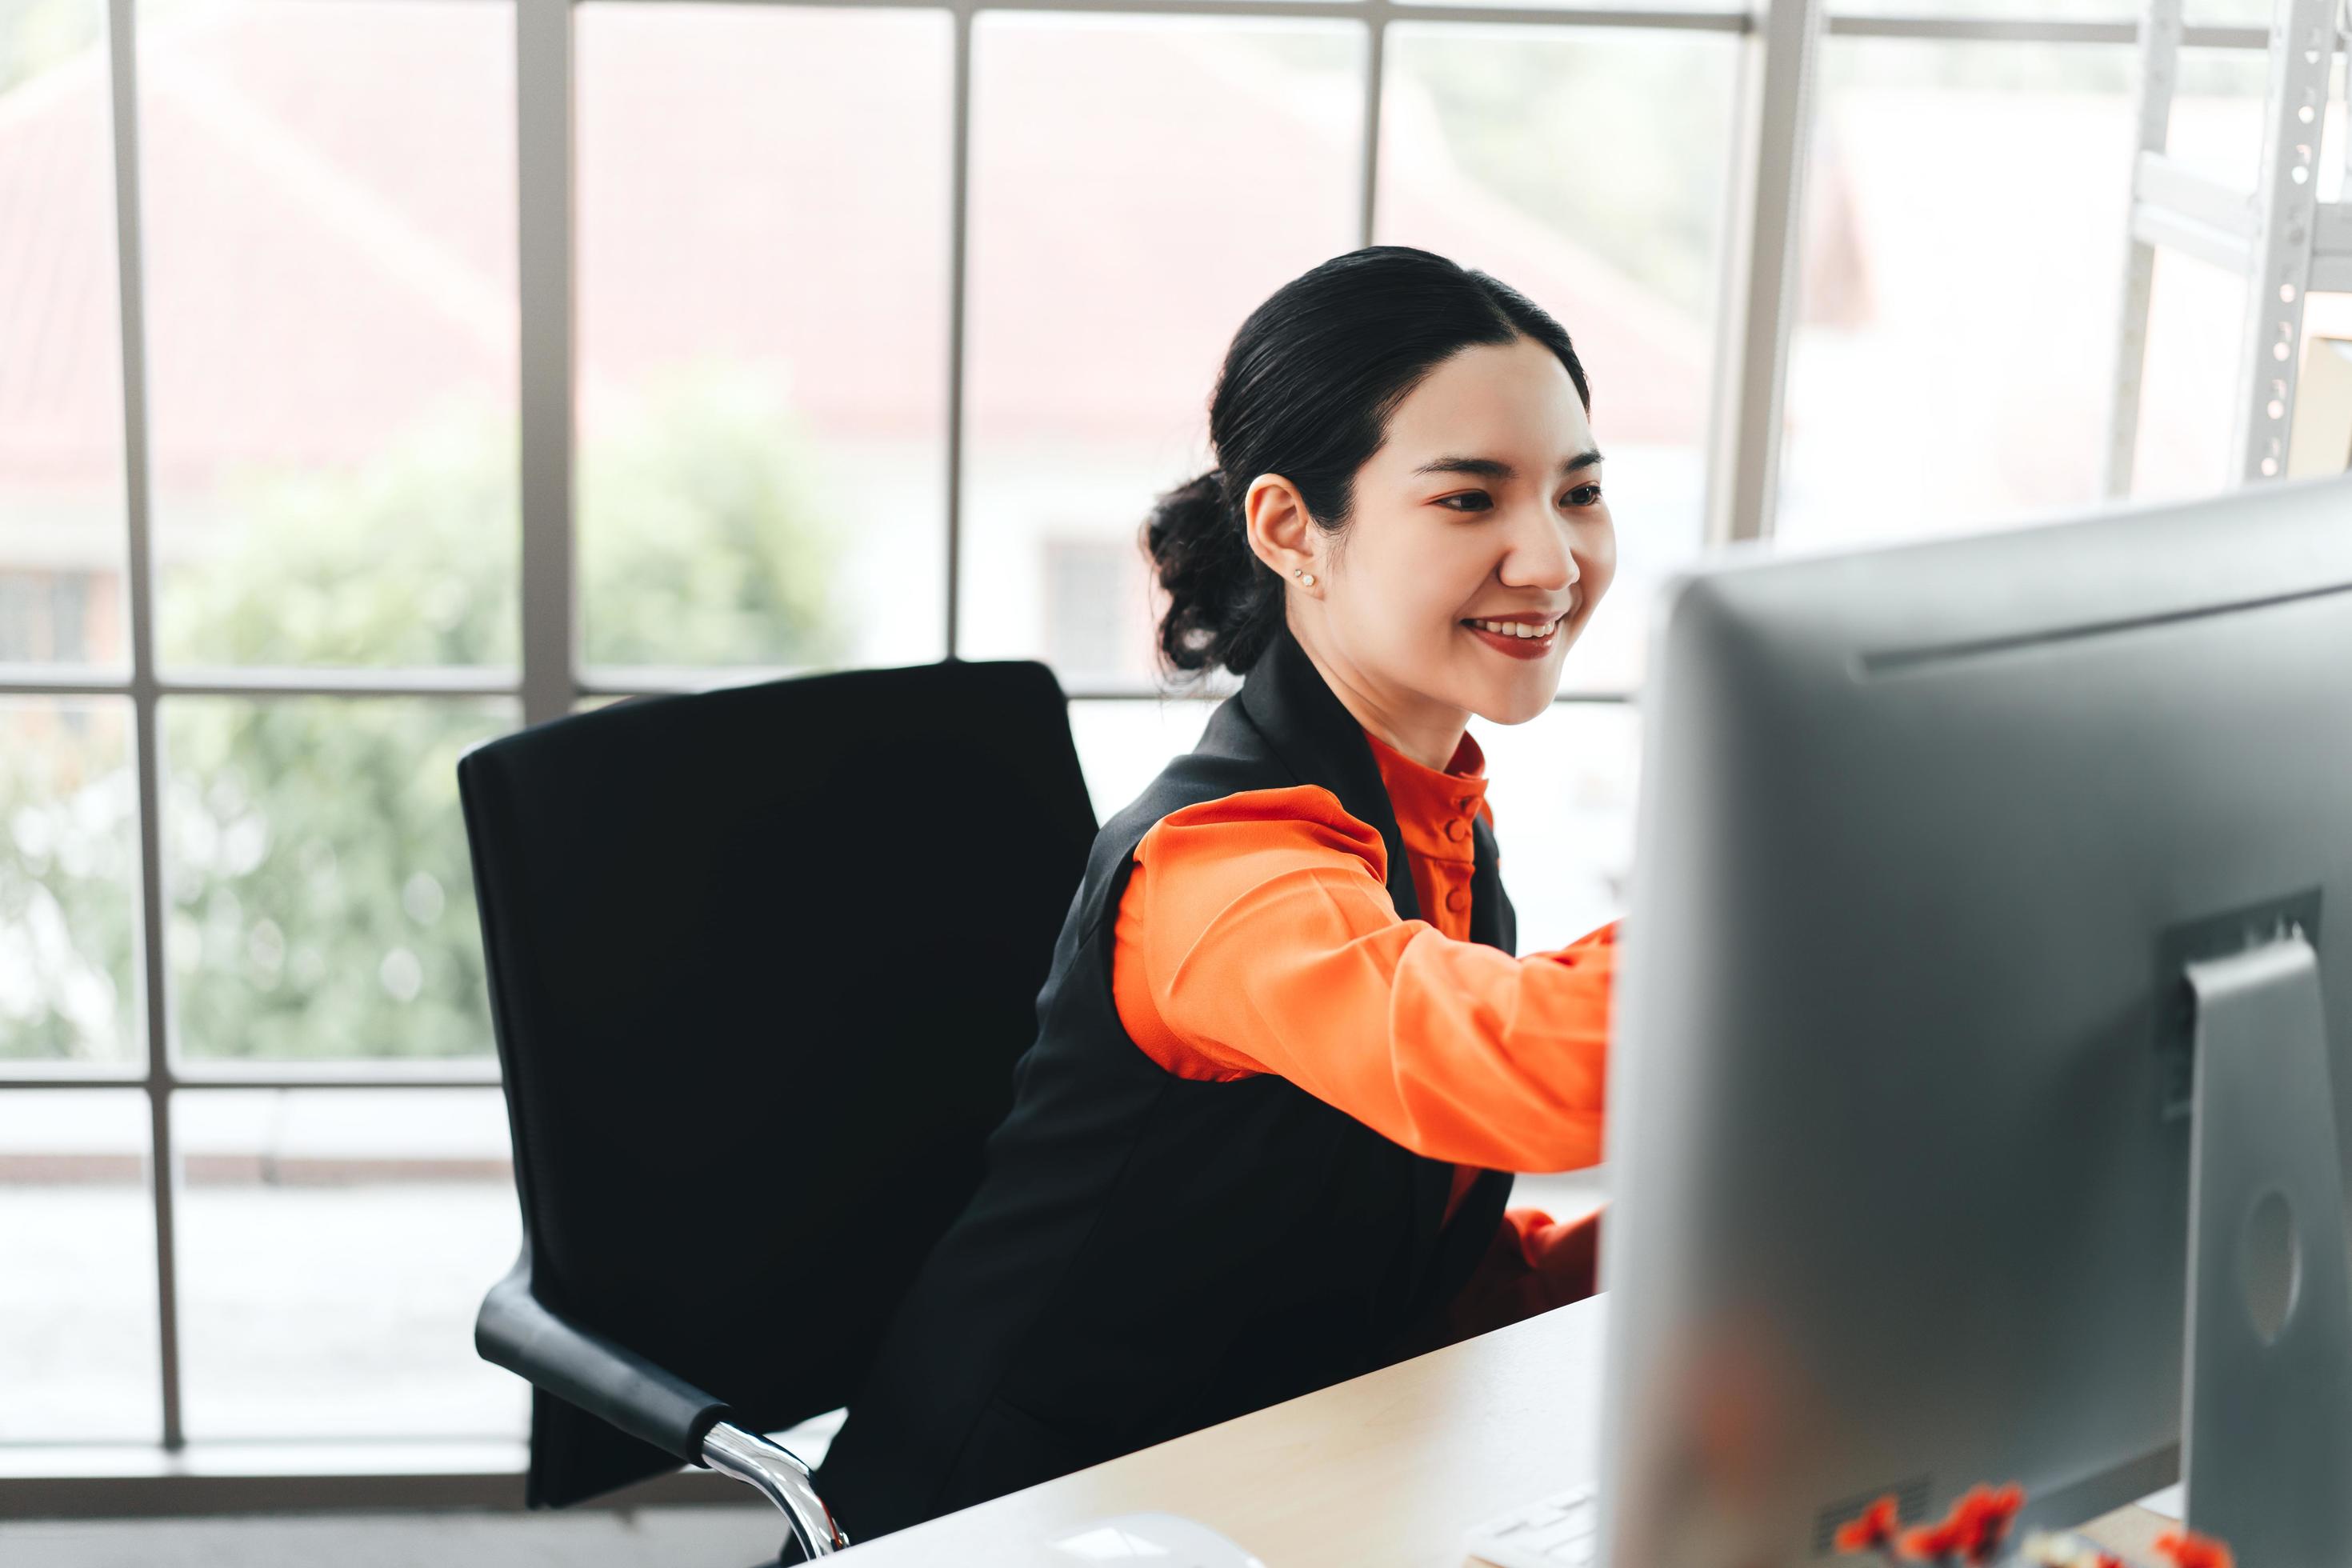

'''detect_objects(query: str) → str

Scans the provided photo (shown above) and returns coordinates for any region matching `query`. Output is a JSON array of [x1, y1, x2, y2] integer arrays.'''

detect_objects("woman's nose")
[[1501, 511, 1578, 590]]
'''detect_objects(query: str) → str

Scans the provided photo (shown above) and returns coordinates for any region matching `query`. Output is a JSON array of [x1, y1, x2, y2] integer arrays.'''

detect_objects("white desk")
[[829, 1294, 2166, 1566], [833, 1296, 1602, 1565]]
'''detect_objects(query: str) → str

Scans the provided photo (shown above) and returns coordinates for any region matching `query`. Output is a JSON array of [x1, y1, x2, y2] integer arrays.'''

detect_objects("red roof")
[[0, 3, 1708, 498]]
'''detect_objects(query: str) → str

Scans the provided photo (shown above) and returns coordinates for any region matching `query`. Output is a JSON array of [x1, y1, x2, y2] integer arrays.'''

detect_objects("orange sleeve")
[[1110, 785, 1613, 1173]]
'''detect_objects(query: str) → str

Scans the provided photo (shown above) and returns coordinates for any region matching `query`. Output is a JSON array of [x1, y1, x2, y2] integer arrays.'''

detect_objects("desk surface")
[[830, 1297, 2165, 1566]]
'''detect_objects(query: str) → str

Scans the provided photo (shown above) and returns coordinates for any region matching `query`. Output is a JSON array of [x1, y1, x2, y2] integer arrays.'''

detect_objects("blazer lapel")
[[1234, 626, 1490, 1270], [1234, 623, 1424, 926]]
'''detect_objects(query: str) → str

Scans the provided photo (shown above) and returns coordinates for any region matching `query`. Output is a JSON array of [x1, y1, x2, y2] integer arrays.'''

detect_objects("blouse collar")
[[1361, 726, 1490, 863]]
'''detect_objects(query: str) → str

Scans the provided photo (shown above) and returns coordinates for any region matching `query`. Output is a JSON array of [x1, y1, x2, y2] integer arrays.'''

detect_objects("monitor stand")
[[2182, 930, 2352, 1565]]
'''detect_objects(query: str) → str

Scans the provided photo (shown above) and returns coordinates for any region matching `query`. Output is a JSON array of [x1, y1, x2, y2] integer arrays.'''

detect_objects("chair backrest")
[[459, 660, 1097, 1506]]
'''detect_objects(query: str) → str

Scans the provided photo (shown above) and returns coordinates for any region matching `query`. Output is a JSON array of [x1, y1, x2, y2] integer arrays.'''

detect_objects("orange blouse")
[[1110, 725, 1615, 1328]]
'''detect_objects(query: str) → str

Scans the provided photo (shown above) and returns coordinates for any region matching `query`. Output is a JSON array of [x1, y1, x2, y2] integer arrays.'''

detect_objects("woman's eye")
[[1438, 486, 1601, 513]]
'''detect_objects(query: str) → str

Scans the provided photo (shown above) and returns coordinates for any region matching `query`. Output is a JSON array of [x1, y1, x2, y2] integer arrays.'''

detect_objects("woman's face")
[[1254, 335, 1615, 742]]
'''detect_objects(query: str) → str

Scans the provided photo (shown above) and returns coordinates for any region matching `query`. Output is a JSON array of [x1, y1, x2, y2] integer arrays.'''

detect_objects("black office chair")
[[457, 660, 1097, 1560]]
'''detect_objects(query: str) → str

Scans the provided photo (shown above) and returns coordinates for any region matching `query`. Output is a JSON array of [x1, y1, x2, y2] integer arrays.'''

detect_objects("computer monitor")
[[1598, 472, 2352, 1566]]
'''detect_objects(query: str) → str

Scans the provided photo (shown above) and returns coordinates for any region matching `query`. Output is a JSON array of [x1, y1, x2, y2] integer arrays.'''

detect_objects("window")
[[2, 0, 530, 1461], [1778, 38, 2352, 544], [1377, 22, 1736, 691], [3, 0, 2300, 1493], [1471, 703, 1640, 950], [160, 699, 509, 1064], [0, 698, 139, 1067], [138, 0, 521, 671], [0, 1092, 160, 1442], [174, 1089, 522, 1440], [957, 14, 1366, 684], [0, 0, 128, 674], [575, 3, 954, 677], [1045, 537, 1152, 681], [0, 577, 95, 663]]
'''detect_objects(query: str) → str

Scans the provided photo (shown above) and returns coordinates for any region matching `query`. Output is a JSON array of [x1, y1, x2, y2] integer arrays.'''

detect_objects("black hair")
[[1142, 245, 1591, 678]]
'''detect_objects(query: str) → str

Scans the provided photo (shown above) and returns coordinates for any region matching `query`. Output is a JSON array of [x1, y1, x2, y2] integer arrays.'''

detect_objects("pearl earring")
[[1294, 568, 1317, 587]]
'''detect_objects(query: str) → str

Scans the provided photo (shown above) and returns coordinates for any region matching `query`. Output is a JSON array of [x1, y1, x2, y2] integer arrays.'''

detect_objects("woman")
[[815, 245, 1618, 1538]]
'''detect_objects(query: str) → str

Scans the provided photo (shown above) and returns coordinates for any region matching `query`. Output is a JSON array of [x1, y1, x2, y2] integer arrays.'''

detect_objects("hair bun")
[[1142, 467, 1267, 674]]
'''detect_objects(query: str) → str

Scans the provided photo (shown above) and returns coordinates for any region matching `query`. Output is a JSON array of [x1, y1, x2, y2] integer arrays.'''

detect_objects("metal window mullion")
[[518, 0, 577, 726], [1702, 0, 1826, 546], [102, 0, 185, 1452], [0, 675, 524, 699], [2102, 0, 2186, 495], [1358, 0, 1387, 247], [616, 0, 1756, 29], [570, 0, 2278, 46], [0, 1071, 506, 1092], [946, 0, 975, 659], [1822, 14, 2264, 44]]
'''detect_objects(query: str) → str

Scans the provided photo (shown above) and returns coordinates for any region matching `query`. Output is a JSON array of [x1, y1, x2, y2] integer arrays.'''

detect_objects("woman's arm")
[[1111, 784, 1613, 1172]]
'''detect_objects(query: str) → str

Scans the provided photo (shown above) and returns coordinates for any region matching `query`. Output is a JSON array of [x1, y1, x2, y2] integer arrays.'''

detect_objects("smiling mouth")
[[1462, 614, 1564, 641]]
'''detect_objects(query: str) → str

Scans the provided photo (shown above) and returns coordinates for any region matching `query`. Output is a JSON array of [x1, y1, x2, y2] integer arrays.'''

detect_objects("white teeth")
[[1470, 617, 1559, 640]]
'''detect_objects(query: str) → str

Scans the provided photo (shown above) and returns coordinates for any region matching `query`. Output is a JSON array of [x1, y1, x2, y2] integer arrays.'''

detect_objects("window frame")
[[0, 0, 2273, 1501]]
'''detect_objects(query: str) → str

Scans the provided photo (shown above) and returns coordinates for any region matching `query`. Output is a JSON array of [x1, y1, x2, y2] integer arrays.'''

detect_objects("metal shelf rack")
[[2106, 0, 2352, 489]]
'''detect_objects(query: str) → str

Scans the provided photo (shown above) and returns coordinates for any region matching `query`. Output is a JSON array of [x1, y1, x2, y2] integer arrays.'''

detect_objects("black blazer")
[[814, 625, 1519, 1538]]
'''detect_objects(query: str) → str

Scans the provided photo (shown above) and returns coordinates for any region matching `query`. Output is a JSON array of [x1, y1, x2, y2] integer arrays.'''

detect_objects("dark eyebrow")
[[1411, 450, 1605, 480]]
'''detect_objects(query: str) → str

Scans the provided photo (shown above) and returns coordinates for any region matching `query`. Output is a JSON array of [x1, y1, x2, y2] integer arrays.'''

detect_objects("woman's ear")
[[1242, 474, 1320, 586]]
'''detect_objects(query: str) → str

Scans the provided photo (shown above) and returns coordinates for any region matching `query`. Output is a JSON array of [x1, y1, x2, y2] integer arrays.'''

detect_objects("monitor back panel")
[[1600, 474, 2352, 1566]]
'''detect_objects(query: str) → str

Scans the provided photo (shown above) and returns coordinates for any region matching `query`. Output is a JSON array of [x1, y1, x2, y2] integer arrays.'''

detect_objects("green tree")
[[0, 0, 100, 97], [0, 706, 141, 1061], [1, 369, 846, 1062], [1393, 33, 1735, 324], [581, 366, 847, 670]]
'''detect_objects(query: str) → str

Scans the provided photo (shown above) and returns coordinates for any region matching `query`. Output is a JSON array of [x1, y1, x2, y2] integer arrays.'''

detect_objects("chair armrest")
[[703, 1422, 851, 1557], [474, 1254, 734, 1465]]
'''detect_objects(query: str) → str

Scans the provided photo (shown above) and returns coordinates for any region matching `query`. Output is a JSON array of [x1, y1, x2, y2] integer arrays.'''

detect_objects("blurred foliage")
[[0, 0, 100, 97], [158, 403, 522, 670], [158, 697, 510, 1062], [1390, 30, 1734, 323], [1, 371, 844, 1061], [0, 0, 2290, 1066], [0, 0, 205, 95], [0, 706, 140, 1061], [580, 365, 847, 669]]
